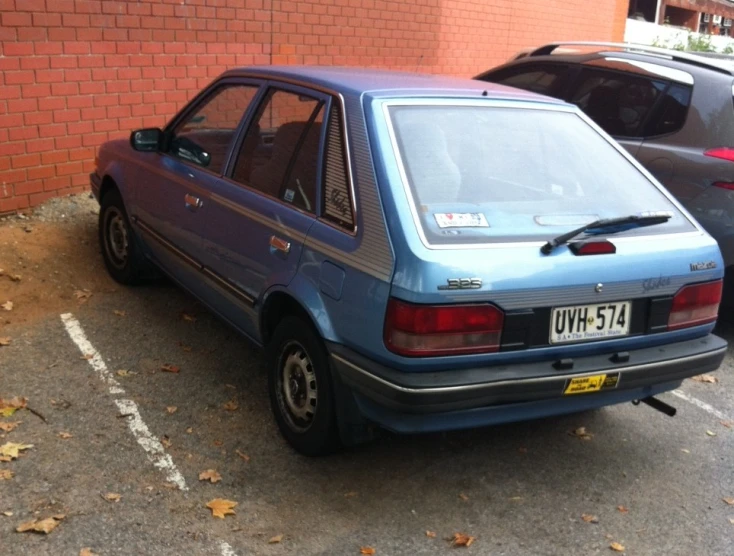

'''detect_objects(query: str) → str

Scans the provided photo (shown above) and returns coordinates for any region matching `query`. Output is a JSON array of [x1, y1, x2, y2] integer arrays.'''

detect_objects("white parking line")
[[60, 313, 188, 490], [672, 389, 733, 422]]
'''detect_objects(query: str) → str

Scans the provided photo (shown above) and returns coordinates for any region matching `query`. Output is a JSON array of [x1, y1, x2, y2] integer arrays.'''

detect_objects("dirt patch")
[[0, 193, 117, 327]]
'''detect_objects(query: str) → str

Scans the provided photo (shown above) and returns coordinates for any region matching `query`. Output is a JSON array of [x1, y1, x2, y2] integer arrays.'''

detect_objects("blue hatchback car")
[[92, 67, 727, 455]]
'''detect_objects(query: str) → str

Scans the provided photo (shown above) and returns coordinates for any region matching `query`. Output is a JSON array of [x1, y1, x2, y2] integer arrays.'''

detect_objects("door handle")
[[269, 235, 291, 254], [184, 193, 203, 210]]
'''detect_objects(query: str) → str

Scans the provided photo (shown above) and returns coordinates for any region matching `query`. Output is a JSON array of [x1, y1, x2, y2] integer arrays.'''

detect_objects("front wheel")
[[267, 316, 340, 456]]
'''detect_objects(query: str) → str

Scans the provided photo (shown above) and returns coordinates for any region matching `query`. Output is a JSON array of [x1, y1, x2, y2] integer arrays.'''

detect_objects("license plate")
[[564, 373, 620, 395], [550, 301, 631, 344]]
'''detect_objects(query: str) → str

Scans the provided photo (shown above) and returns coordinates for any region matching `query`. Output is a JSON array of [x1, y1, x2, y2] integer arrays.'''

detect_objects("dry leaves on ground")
[[0, 469, 14, 480], [360, 548, 376, 555], [581, 514, 599, 523], [569, 427, 593, 440], [102, 492, 121, 502], [721, 421, 734, 428], [723, 497, 734, 505], [0, 442, 33, 459], [166, 406, 177, 414], [729, 518, 734, 525], [2, 301, 13, 311], [58, 432, 73, 439], [186, 427, 193, 434], [116, 369, 133, 377], [609, 541, 625, 552], [0, 337, 10, 346], [113, 310, 126, 317], [691, 374, 718, 383], [160, 436, 172, 448], [706, 430, 717, 437], [160, 364, 180, 373], [9, 274, 21, 282], [617, 505, 629, 513], [74, 289, 92, 302], [16, 515, 65, 534], [268, 534, 283, 544], [80, 549, 98, 556], [458, 493, 469, 502], [426, 531, 436, 538], [0, 422, 20, 433], [450, 533, 475, 547], [235, 449, 250, 462], [223, 400, 239, 411], [199, 469, 222, 483], [344, 491, 358, 498], [3, 511, 14, 516], [181, 313, 197, 322], [0, 397, 27, 416], [206, 498, 237, 518]]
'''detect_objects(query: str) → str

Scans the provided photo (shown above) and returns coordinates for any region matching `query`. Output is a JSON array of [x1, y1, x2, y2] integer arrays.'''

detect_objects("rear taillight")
[[713, 182, 734, 191], [569, 240, 616, 256], [384, 298, 504, 357], [704, 147, 734, 162], [668, 280, 722, 330]]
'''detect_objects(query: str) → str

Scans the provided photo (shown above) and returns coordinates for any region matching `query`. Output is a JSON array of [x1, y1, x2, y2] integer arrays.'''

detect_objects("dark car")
[[476, 42, 734, 308]]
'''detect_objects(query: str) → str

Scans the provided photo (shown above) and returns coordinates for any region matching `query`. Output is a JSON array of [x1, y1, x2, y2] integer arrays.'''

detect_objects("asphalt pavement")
[[1, 200, 733, 555]]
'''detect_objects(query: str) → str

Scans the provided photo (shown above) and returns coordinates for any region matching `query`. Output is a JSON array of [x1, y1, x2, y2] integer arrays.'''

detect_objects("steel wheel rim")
[[277, 341, 318, 433], [104, 207, 129, 270]]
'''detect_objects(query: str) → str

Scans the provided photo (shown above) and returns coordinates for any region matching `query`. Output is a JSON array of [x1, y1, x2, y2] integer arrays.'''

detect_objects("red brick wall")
[[0, 0, 629, 214]]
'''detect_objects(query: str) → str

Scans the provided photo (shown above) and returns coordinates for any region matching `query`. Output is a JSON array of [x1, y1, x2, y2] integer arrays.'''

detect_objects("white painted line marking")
[[218, 541, 239, 556], [672, 389, 733, 422], [60, 313, 188, 490]]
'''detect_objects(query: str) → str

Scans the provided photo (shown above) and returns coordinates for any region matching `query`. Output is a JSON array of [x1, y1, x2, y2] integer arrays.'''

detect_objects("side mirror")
[[130, 128, 163, 152]]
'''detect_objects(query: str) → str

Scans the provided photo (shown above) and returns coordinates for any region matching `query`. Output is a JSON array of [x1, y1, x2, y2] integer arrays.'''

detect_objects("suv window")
[[169, 84, 259, 173], [232, 88, 324, 212], [479, 64, 568, 97], [322, 105, 354, 229], [642, 83, 692, 137], [569, 69, 667, 138]]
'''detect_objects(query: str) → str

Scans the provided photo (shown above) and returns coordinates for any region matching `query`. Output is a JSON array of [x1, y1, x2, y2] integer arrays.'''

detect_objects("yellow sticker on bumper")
[[564, 375, 607, 395]]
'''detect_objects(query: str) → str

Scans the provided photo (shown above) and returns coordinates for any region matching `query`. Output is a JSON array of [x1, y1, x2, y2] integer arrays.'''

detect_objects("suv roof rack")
[[528, 41, 734, 75]]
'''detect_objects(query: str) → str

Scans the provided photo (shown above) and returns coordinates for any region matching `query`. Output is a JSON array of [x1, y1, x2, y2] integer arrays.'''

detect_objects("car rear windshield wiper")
[[540, 212, 673, 255]]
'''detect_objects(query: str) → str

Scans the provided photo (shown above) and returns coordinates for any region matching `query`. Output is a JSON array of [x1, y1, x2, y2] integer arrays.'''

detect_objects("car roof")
[[222, 65, 566, 104]]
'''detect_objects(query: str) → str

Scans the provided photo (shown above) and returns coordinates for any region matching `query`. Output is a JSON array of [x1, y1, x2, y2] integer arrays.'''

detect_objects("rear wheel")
[[267, 316, 340, 456], [98, 188, 151, 285]]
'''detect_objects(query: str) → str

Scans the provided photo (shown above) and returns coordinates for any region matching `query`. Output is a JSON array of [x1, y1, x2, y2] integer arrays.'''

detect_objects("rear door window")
[[478, 64, 569, 98], [568, 69, 668, 138], [641, 83, 692, 137]]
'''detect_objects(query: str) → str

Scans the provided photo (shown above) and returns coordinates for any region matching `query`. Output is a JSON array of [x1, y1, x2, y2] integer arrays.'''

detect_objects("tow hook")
[[632, 396, 677, 417]]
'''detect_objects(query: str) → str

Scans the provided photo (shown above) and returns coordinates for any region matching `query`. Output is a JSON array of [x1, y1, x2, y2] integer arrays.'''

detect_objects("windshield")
[[386, 104, 694, 245]]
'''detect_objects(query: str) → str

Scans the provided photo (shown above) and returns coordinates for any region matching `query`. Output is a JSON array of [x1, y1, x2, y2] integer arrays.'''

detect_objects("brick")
[[30, 190, 60, 205], [14, 180, 44, 196], [5, 71, 34, 85], [25, 139, 56, 155], [41, 150, 68, 165], [27, 164, 56, 180], [8, 127, 39, 141], [55, 161, 83, 176], [21, 83, 51, 98], [20, 57, 50, 70], [0, 168, 26, 184], [1, 12, 32, 26], [17, 27, 47, 41]]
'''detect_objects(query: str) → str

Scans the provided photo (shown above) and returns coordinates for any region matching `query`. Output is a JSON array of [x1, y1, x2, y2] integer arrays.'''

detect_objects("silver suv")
[[476, 42, 734, 308]]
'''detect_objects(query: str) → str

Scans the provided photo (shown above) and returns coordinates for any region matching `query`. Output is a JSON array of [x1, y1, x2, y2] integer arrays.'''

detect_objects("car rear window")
[[386, 104, 695, 245]]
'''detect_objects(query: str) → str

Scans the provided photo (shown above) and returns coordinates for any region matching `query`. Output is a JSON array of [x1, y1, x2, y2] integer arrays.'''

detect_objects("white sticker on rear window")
[[434, 213, 489, 228]]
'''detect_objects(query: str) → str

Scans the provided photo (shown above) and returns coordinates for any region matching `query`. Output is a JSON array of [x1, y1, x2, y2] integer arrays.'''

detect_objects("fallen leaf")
[[166, 406, 177, 414], [213, 440, 223, 447], [58, 432, 73, 439], [569, 427, 593, 440], [729, 518, 734, 525], [0, 456, 10, 462], [509, 496, 523, 501], [160, 364, 180, 373], [617, 505, 629, 514], [723, 497, 734, 505], [74, 289, 92, 302], [235, 449, 250, 462], [681, 448, 690, 454], [102, 492, 121, 502], [206, 498, 237, 518], [9, 274, 21, 282], [0, 337, 10, 346], [199, 469, 222, 483], [113, 310, 126, 317], [0, 422, 20, 433], [186, 427, 193, 434], [691, 374, 718, 384], [2, 301, 13, 311], [3, 511, 13, 516], [451, 533, 475, 547], [0, 397, 24, 410], [16, 515, 63, 534], [223, 400, 238, 411], [116, 369, 132, 377], [344, 491, 358, 498], [80, 549, 98, 556], [0, 469, 14, 480], [360, 548, 376, 555], [181, 313, 197, 322], [581, 514, 599, 523], [80, 354, 93, 360], [721, 421, 734, 428], [426, 530, 436, 538], [160, 435, 172, 448], [268, 534, 283, 544], [610, 541, 625, 552], [706, 430, 717, 437], [0, 442, 33, 459], [458, 493, 469, 502]]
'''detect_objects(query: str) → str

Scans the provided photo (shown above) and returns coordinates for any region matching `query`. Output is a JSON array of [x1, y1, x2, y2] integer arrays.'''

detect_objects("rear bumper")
[[328, 334, 727, 433]]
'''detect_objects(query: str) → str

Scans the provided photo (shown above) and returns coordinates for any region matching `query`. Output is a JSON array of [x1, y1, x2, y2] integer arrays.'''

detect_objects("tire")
[[267, 316, 341, 456], [98, 188, 151, 285]]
